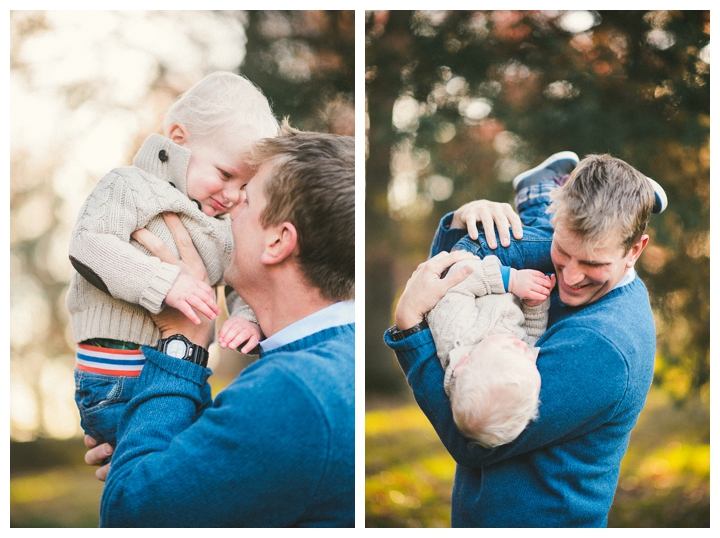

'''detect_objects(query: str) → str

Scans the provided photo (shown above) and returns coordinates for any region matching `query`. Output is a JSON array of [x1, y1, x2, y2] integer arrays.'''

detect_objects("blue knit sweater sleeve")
[[384, 320, 629, 468], [100, 347, 329, 527], [430, 212, 466, 256]]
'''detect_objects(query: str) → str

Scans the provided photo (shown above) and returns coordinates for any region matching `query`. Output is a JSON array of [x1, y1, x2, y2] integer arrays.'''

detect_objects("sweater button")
[[159, 149, 168, 162]]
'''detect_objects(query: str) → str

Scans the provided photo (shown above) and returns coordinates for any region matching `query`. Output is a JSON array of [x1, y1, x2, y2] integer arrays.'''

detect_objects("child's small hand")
[[509, 269, 556, 307], [165, 273, 221, 324], [218, 317, 262, 354]]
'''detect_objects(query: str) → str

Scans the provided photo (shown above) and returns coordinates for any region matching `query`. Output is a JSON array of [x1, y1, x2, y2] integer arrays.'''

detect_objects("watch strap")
[[157, 334, 209, 367], [388, 319, 429, 342]]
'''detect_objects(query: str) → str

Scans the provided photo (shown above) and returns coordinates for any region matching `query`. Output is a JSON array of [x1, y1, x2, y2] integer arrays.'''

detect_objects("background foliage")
[[365, 10, 709, 527]]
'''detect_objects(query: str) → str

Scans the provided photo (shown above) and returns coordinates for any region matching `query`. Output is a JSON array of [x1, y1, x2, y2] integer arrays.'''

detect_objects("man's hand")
[[218, 317, 262, 354], [395, 250, 476, 330], [84, 434, 112, 482], [132, 212, 214, 347], [509, 269, 556, 306], [449, 200, 523, 248]]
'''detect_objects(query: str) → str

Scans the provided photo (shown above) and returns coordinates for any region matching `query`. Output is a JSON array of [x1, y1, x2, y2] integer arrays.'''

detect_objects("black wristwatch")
[[156, 334, 209, 367], [388, 319, 429, 342]]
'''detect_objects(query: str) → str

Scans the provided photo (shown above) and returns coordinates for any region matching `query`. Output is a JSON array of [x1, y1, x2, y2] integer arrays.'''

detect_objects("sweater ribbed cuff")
[[482, 256, 507, 295], [521, 298, 550, 345], [139, 263, 181, 314]]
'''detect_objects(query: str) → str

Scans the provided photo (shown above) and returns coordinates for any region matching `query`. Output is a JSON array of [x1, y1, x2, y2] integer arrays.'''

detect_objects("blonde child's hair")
[[164, 71, 279, 150], [451, 345, 541, 448]]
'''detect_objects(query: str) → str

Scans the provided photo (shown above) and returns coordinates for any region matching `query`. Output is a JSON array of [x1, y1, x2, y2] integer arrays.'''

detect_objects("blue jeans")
[[74, 369, 138, 447], [431, 185, 556, 273]]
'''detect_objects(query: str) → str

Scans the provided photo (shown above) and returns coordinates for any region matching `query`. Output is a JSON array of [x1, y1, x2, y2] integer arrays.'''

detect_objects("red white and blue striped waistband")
[[76, 344, 146, 377]]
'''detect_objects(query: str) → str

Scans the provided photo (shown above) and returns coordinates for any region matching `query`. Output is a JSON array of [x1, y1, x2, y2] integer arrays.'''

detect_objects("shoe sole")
[[512, 151, 580, 190], [647, 177, 668, 213]]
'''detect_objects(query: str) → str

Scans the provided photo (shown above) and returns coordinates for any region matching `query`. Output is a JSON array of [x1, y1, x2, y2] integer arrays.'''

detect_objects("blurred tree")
[[365, 10, 709, 399], [241, 10, 355, 135]]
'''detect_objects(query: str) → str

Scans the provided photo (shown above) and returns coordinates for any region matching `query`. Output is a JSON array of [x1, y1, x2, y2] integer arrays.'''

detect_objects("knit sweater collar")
[[133, 134, 192, 196]]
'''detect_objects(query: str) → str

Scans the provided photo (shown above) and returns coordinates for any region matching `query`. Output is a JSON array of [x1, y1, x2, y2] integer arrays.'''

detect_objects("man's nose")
[[563, 261, 585, 286]]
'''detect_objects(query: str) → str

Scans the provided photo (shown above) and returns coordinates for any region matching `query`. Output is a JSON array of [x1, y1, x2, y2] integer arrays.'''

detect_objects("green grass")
[[365, 387, 709, 528], [10, 438, 104, 527]]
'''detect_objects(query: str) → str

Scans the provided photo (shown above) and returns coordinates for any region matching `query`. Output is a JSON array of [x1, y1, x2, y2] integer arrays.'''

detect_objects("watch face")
[[166, 339, 188, 358]]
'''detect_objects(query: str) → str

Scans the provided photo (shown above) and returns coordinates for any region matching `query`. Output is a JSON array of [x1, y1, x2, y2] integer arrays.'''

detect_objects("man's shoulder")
[[254, 326, 354, 391], [544, 280, 656, 365], [264, 325, 355, 370]]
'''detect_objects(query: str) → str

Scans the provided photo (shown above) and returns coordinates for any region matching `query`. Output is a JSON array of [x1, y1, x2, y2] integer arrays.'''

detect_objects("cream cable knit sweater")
[[66, 134, 256, 346], [427, 255, 549, 384]]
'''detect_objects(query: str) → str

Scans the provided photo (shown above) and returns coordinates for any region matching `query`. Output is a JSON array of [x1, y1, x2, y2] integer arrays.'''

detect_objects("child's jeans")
[[431, 185, 556, 273], [74, 342, 145, 447]]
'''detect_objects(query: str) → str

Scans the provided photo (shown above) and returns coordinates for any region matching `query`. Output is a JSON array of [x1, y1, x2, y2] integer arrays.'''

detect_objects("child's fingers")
[[188, 282, 221, 316], [180, 303, 201, 325], [234, 328, 256, 347], [219, 326, 241, 349], [240, 336, 259, 355], [218, 323, 231, 342], [186, 295, 219, 321]]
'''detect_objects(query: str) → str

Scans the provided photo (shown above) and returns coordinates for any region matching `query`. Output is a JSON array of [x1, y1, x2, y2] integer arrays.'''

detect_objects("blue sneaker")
[[647, 177, 668, 214], [512, 151, 580, 192]]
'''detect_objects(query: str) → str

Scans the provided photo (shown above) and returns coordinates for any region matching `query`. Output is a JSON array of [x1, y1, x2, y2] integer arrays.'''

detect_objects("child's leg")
[[451, 153, 578, 272], [74, 340, 144, 447]]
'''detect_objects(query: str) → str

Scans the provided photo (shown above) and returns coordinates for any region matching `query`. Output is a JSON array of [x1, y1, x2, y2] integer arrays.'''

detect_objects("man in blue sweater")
[[85, 124, 355, 527], [386, 152, 664, 527]]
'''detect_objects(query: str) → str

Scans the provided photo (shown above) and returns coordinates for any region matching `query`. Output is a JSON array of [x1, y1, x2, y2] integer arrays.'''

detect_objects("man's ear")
[[626, 234, 650, 269], [168, 124, 190, 147], [260, 222, 298, 265]]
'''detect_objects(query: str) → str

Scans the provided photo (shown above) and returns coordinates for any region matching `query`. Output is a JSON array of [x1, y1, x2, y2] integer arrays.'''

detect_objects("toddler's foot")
[[647, 177, 668, 214], [512, 151, 580, 192]]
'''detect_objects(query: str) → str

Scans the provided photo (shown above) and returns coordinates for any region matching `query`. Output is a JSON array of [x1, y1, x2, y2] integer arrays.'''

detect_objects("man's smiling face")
[[550, 219, 645, 307]]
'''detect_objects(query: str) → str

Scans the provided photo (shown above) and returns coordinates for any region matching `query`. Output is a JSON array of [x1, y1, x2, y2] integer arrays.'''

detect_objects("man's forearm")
[[384, 325, 630, 469]]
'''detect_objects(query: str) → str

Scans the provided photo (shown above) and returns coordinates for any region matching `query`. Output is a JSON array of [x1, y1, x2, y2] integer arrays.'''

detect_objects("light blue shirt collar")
[[614, 267, 636, 289], [259, 300, 355, 353]]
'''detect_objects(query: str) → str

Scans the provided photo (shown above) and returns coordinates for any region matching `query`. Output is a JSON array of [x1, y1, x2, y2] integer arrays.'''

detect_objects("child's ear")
[[532, 347, 541, 363], [452, 354, 470, 378], [168, 124, 190, 146]]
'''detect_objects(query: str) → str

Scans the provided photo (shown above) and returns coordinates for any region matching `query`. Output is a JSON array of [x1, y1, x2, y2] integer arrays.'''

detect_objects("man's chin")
[[223, 267, 236, 289]]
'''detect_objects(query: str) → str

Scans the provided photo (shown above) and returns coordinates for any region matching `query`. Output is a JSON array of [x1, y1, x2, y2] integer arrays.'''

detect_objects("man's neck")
[[249, 280, 334, 338]]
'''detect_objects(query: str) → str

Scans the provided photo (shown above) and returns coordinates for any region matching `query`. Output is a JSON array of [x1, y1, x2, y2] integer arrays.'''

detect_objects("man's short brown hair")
[[550, 154, 655, 253], [248, 121, 355, 301]]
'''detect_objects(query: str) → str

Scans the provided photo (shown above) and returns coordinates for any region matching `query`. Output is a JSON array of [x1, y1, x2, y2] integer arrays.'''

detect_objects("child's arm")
[[69, 172, 183, 315], [508, 269, 555, 306], [521, 299, 551, 346]]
